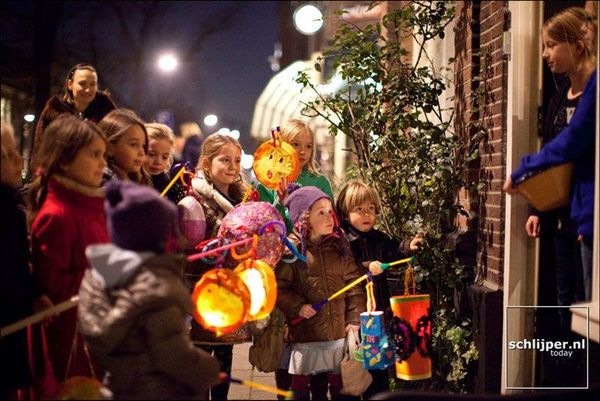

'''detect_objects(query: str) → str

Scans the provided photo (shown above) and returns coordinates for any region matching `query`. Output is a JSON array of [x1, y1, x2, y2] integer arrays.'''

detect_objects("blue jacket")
[[511, 72, 596, 236]]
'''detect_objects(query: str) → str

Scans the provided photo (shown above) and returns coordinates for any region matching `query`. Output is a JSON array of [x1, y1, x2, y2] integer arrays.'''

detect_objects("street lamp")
[[293, 4, 323, 35], [204, 114, 218, 127], [157, 54, 178, 73]]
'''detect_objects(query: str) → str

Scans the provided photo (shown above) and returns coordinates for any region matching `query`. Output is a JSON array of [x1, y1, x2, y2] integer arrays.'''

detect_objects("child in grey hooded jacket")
[[78, 180, 220, 400]]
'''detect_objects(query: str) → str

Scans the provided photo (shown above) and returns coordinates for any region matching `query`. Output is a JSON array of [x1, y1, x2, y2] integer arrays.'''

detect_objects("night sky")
[[1, 1, 279, 152]]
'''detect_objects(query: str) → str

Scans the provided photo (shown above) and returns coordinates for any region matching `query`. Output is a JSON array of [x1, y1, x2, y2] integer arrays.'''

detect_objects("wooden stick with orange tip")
[[160, 165, 186, 197], [290, 256, 414, 325], [222, 373, 293, 399]]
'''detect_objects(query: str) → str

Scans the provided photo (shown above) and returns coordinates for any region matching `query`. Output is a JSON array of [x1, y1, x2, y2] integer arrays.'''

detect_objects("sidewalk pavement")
[[229, 342, 278, 400]]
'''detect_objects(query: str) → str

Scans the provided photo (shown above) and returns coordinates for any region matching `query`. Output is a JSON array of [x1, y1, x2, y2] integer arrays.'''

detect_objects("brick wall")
[[454, 1, 509, 289]]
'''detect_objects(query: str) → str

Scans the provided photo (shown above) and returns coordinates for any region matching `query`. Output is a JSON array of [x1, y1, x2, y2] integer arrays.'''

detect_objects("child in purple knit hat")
[[78, 180, 220, 399], [276, 185, 366, 400]]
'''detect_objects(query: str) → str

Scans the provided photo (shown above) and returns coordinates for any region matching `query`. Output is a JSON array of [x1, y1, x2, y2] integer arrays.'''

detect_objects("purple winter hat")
[[104, 180, 178, 253], [284, 185, 331, 226]]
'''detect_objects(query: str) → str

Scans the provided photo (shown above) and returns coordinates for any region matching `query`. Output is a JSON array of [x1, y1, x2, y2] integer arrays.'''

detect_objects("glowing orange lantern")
[[192, 268, 251, 336], [233, 259, 277, 321], [54, 376, 103, 400], [253, 138, 300, 190]]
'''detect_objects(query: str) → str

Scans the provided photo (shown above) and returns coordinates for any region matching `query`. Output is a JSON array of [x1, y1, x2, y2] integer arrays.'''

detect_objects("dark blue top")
[[511, 71, 597, 236]]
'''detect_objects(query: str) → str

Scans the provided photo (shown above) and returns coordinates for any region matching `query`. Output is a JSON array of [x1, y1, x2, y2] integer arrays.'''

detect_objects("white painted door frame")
[[502, 0, 543, 393]]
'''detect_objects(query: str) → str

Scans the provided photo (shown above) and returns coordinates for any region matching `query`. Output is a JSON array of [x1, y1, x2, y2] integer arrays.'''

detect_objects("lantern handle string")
[[187, 237, 253, 262], [365, 273, 377, 313], [404, 264, 416, 296], [230, 234, 259, 260], [291, 256, 413, 325]]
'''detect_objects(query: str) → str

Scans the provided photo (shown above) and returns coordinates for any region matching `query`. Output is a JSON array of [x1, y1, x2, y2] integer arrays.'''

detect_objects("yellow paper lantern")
[[192, 268, 251, 336], [233, 259, 277, 321], [253, 138, 300, 190]]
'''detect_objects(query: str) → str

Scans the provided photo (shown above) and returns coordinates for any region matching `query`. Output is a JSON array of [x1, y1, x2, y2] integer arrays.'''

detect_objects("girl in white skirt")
[[276, 186, 365, 400]]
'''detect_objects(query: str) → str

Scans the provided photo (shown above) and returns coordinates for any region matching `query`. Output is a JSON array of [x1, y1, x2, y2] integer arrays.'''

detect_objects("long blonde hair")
[[281, 119, 320, 174], [29, 115, 106, 221], [542, 7, 595, 74], [98, 108, 151, 185], [198, 133, 246, 201]]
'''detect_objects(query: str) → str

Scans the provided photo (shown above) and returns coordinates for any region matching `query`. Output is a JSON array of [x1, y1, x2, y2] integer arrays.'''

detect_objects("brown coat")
[[276, 233, 366, 343], [78, 249, 220, 399]]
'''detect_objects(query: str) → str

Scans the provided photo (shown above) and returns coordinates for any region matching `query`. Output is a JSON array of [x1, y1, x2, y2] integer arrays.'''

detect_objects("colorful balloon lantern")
[[217, 202, 285, 268], [253, 137, 300, 190], [54, 376, 103, 400], [177, 195, 206, 246], [233, 259, 277, 321], [192, 268, 251, 336]]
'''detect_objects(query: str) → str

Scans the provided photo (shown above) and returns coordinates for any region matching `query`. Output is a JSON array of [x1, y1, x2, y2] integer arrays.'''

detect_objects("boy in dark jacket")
[[336, 180, 423, 399]]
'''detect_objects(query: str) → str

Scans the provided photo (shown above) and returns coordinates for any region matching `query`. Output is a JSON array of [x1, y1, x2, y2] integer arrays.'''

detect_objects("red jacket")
[[31, 175, 109, 382]]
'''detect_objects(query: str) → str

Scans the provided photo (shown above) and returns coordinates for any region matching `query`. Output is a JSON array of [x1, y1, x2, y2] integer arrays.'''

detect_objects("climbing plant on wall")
[[296, 1, 484, 392]]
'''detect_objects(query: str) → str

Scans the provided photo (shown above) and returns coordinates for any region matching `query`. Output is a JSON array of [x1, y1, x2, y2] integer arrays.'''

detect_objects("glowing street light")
[[157, 54, 178, 72], [204, 114, 218, 127], [293, 4, 323, 35]]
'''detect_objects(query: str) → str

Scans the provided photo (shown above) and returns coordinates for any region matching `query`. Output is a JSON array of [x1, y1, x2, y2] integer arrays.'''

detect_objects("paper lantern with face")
[[253, 138, 300, 190], [233, 258, 277, 321], [192, 268, 251, 336]]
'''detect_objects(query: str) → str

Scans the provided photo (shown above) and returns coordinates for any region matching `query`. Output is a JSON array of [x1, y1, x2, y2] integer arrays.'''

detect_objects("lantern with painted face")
[[191, 268, 251, 336], [233, 258, 277, 321], [253, 137, 300, 190]]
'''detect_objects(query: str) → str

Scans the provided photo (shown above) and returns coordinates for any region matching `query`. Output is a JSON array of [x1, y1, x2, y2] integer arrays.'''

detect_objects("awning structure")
[[250, 59, 355, 181], [251, 59, 349, 142]]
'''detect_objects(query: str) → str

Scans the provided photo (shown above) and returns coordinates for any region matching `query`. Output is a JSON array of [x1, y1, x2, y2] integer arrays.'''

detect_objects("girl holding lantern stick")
[[276, 185, 366, 401], [186, 132, 248, 400]]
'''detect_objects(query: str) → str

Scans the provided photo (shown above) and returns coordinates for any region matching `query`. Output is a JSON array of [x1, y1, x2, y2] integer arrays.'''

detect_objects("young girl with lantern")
[[276, 185, 366, 400], [186, 132, 248, 400], [255, 119, 334, 233]]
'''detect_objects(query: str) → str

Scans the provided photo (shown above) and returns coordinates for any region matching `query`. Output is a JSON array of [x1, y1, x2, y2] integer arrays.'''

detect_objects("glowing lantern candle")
[[192, 268, 251, 336], [233, 259, 277, 321], [253, 136, 300, 190]]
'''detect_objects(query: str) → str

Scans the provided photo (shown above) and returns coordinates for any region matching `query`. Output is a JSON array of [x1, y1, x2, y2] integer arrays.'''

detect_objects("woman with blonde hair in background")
[[504, 1, 597, 305]]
